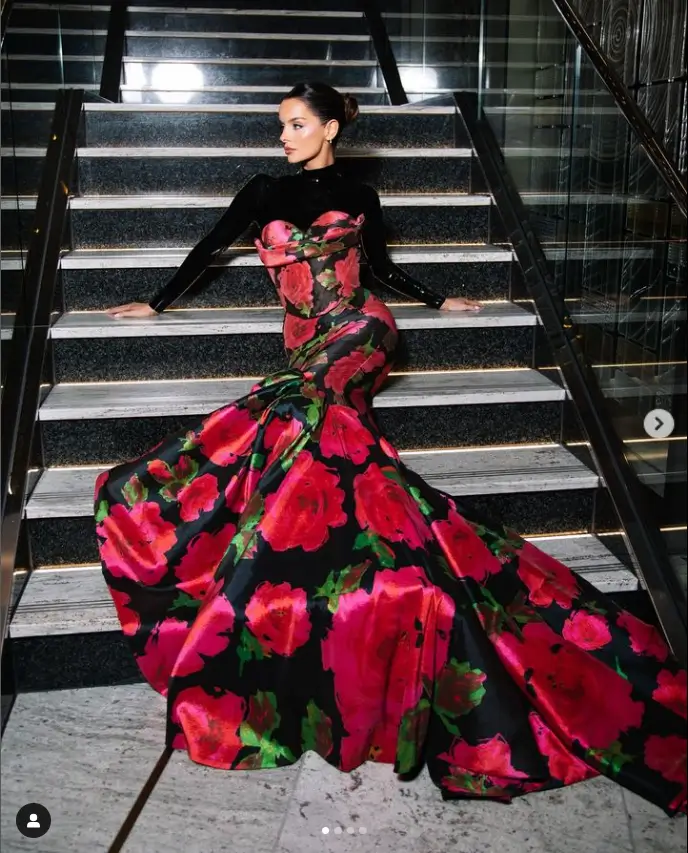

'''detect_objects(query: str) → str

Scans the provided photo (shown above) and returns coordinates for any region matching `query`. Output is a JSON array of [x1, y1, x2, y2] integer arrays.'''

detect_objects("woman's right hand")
[[106, 302, 159, 319]]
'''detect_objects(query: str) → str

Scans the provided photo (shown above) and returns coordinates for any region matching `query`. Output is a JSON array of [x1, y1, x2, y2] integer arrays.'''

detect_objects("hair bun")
[[342, 93, 359, 125]]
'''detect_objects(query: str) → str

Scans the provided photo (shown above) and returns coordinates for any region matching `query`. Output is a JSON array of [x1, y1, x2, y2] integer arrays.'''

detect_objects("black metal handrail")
[[0, 89, 85, 656], [100, 2, 128, 102], [549, 0, 686, 219], [456, 91, 686, 667], [360, 0, 406, 106], [0, 0, 13, 47]]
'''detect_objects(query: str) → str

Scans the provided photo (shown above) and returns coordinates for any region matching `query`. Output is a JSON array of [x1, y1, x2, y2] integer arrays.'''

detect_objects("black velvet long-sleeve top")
[[148, 163, 446, 313]]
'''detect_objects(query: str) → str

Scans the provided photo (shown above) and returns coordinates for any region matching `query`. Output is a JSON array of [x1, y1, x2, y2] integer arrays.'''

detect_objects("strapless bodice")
[[254, 211, 365, 318]]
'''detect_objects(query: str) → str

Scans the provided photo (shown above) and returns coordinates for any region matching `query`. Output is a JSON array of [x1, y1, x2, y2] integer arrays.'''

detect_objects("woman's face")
[[278, 98, 338, 166]]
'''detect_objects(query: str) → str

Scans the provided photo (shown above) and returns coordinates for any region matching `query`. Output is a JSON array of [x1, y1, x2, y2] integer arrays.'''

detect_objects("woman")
[[96, 82, 686, 814]]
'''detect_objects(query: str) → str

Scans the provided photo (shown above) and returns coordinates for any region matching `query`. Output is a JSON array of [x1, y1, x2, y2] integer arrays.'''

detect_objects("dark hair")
[[282, 81, 359, 143]]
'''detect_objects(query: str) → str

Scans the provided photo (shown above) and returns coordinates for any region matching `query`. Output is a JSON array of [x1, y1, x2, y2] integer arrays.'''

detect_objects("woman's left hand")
[[440, 297, 482, 312]]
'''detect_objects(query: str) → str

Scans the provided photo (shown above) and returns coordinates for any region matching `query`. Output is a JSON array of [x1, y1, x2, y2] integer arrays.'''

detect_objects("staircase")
[[1, 1, 671, 851]]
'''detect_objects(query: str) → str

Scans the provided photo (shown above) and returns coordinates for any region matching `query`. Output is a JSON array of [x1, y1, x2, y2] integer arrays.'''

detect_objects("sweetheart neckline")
[[259, 210, 364, 241]]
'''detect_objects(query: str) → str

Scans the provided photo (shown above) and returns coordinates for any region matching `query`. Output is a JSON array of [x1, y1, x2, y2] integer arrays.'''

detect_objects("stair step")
[[9, 533, 636, 638], [1, 244, 512, 272], [39, 369, 565, 421], [50, 303, 535, 340], [24, 444, 600, 520]]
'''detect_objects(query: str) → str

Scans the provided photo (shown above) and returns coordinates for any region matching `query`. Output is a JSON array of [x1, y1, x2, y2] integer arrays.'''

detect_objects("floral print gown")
[[94, 210, 687, 815]]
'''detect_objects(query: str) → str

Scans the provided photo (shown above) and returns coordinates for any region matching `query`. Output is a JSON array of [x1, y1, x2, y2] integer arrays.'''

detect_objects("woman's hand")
[[106, 302, 159, 319], [440, 297, 482, 312]]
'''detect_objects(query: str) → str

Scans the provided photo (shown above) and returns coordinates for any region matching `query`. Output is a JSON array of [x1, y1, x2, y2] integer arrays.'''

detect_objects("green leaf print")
[[180, 430, 199, 452], [381, 467, 405, 486], [237, 627, 268, 676], [369, 535, 395, 568], [587, 741, 633, 776], [314, 561, 371, 613], [396, 698, 431, 774], [95, 500, 109, 524], [237, 691, 297, 770], [409, 486, 433, 516], [122, 475, 148, 507], [250, 452, 265, 470], [614, 656, 629, 681], [305, 402, 322, 428], [170, 592, 203, 613], [246, 690, 279, 738], [301, 700, 333, 756], [432, 659, 487, 736], [353, 530, 395, 568]]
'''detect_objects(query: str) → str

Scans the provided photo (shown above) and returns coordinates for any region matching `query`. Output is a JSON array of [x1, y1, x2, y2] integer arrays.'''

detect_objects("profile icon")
[[16, 803, 51, 838]]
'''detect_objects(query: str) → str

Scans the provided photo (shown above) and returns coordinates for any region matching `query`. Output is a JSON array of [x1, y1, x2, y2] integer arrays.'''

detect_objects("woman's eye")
[[293, 124, 303, 129]]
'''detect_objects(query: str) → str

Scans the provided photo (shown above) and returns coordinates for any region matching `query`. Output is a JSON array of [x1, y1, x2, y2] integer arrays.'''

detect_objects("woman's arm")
[[107, 174, 270, 317], [358, 185, 446, 309], [148, 173, 270, 313], [358, 185, 481, 312]]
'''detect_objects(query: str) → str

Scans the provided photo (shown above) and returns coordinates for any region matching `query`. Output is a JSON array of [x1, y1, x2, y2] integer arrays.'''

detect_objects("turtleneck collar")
[[299, 162, 340, 182]]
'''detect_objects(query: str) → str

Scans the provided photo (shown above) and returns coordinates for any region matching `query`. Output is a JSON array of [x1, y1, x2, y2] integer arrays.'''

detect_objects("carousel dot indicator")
[[322, 827, 330, 834]]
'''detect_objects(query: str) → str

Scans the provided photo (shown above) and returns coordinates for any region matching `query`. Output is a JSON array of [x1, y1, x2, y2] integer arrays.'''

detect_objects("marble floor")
[[1, 684, 685, 853]]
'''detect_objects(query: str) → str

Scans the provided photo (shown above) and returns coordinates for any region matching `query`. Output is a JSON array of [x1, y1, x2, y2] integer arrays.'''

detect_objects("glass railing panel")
[[477, 0, 687, 601]]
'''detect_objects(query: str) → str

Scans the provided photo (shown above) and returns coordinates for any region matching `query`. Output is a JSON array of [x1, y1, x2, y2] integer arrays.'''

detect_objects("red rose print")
[[284, 314, 317, 350], [432, 508, 502, 584], [178, 473, 220, 522], [517, 541, 580, 608], [171, 685, 247, 769], [225, 466, 261, 516], [644, 734, 687, 785], [197, 405, 257, 466], [316, 210, 350, 228], [279, 261, 314, 309], [362, 293, 397, 332], [379, 434, 400, 461], [354, 463, 430, 549], [262, 452, 347, 551], [137, 616, 189, 695], [617, 611, 669, 662], [172, 593, 235, 678], [320, 405, 376, 465], [495, 622, 644, 749], [324, 347, 387, 396], [174, 523, 236, 599], [264, 414, 305, 471], [529, 712, 598, 785], [109, 588, 140, 636], [95, 470, 109, 492], [245, 581, 311, 656], [562, 610, 612, 650], [652, 669, 687, 719], [334, 248, 360, 297], [437, 735, 528, 780], [322, 565, 453, 770], [97, 501, 177, 585]]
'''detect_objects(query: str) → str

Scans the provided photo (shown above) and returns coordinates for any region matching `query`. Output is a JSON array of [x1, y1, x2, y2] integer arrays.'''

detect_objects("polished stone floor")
[[1, 685, 685, 853]]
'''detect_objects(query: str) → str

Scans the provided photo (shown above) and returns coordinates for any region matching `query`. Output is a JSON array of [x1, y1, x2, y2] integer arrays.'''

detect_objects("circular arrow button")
[[643, 409, 675, 439]]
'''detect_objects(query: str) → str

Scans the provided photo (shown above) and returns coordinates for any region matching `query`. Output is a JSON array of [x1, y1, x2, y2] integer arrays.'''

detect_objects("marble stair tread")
[[0, 683, 173, 853], [51, 302, 536, 339], [1, 244, 513, 269], [9, 534, 635, 638], [39, 369, 565, 420], [25, 444, 599, 520], [0, 190, 485, 209], [5, 147, 475, 159]]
